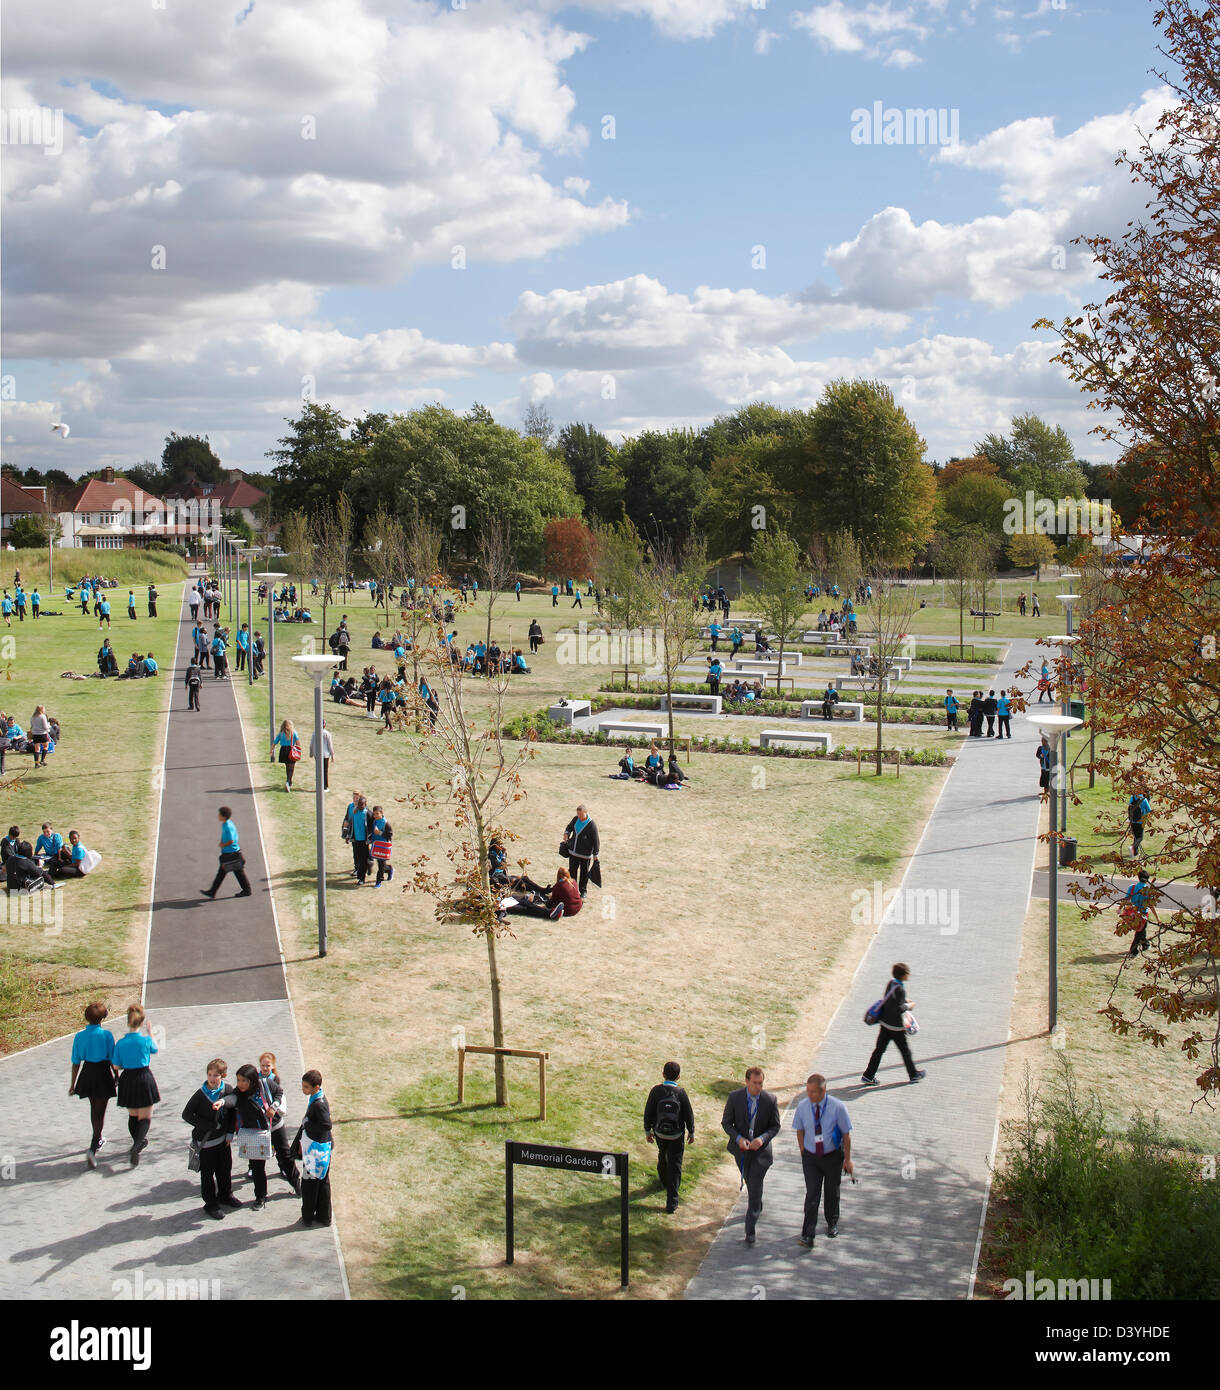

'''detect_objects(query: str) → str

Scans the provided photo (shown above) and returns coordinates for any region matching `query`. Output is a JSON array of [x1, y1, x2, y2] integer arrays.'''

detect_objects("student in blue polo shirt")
[[98, 597, 111, 628], [1120, 869, 1159, 956], [143, 652, 158, 676], [793, 1073, 854, 1246], [79, 583, 91, 614], [127, 590, 137, 620], [30, 588, 40, 619], [114, 1003, 161, 1167], [14, 586, 25, 621], [1, 593, 11, 627], [515, 580, 522, 602], [551, 583, 559, 607], [708, 620, 721, 651], [944, 689, 959, 731], [211, 630, 228, 679], [996, 689, 1012, 739], [35, 822, 63, 862], [235, 623, 250, 671], [202, 805, 252, 899], [70, 1001, 118, 1167], [707, 657, 723, 695]]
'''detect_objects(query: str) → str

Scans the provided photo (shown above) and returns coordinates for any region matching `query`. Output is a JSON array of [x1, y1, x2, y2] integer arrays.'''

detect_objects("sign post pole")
[[505, 1142, 515, 1267]]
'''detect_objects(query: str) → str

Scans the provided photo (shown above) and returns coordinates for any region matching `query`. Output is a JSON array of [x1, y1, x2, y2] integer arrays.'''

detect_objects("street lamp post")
[[293, 654, 335, 958], [254, 571, 287, 748], [1028, 712, 1083, 1035], [1048, 633, 1081, 834], [242, 551, 256, 687]]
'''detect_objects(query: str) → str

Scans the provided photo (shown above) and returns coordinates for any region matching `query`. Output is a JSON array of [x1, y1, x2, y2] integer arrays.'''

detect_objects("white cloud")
[[791, 0, 936, 63], [826, 89, 1177, 311], [754, 28, 780, 55], [2, 4, 630, 359]]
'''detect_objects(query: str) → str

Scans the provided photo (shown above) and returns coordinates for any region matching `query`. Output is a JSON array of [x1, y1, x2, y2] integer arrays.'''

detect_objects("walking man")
[[1036, 735, 1053, 794], [644, 1061, 695, 1214], [720, 1067, 781, 1245], [1120, 869, 1159, 957], [944, 688, 958, 731], [794, 1073, 854, 1247], [201, 806, 252, 899], [860, 962, 926, 1086], [309, 720, 334, 792]]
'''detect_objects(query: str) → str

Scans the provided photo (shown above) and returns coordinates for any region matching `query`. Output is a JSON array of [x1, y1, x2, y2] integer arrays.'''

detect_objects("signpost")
[[505, 1141, 629, 1288]]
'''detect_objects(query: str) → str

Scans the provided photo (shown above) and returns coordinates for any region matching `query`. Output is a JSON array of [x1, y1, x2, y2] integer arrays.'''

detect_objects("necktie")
[[814, 1103, 824, 1156]]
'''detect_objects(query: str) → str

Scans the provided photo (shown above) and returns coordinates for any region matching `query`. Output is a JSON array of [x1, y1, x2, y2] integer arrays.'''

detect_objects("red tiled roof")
[[163, 477, 266, 509], [1, 479, 49, 513], [61, 478, 167, 513]]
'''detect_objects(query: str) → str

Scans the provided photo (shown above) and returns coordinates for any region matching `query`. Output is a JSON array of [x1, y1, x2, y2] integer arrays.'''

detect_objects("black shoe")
[[665, 1203, 677, 1214], [744, 1233, 756, 1246], [299, 1217, 314, 1228], [252, 1198, 266, 1211], [129, 1145, 141, 1167], [219, 1195, 242, 1209], [910, 1070, 927, 1082], [827, 1223, 838, 1238], [204, 1206, 225, 1221], [860, 1074, 878, 1086], [201, 889, 216, 899], [235, 890, 252, 897], [798, 1235, 814, 1248]]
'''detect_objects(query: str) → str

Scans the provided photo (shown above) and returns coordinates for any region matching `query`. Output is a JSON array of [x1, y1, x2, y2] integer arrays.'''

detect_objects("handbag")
[[236, 1127, 272, 1161], [301, 1137, 332, 1180], [188, 1140, 201, 1173], [370, 839, 392, 861], [288, 737, 301, 762]]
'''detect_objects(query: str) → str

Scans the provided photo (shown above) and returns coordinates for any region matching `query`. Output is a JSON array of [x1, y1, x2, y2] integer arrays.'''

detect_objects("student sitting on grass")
[[500, 866, 582, 920], [143, 653, 158, 677], [613, 751, 636, 780]]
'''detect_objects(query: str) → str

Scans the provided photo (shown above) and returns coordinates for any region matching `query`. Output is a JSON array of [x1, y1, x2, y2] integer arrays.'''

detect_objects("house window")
[[97, 511, 119, 525], [93, 536, 124, 550]]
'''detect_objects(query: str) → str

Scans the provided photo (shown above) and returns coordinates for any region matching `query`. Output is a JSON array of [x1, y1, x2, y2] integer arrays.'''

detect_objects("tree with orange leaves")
[[1032, 0, 1220, 1098]]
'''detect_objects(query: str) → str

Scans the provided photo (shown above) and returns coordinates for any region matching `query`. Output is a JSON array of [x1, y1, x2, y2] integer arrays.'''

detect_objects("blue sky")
[[1, 0, 1174, 475]]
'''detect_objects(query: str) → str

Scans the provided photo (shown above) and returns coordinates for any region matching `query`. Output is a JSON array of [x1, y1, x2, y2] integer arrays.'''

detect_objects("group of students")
[[489, 806, 601, 920], [0, 705, 57, 768], [696, 585, 732, 618], [97, 637, 159, 679], [340, 791, 395, 885], [944, 688, 1014, 738], [1, 583, 42, 622], [69, 1003, 334, 1226], [611, 742, 690, 789], [186, 582, 222, 622], [2, 820, 96, 890]]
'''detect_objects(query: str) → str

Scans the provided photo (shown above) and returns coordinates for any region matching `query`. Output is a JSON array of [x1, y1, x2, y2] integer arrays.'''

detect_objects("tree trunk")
[[875, 680, 884, 775], [486, 930, 507, 1105]]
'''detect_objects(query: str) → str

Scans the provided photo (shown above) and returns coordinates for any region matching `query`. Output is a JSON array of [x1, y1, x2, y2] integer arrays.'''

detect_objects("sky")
[[0, 0, 1174, 478]]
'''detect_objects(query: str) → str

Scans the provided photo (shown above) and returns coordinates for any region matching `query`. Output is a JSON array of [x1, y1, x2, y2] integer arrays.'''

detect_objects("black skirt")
[[117, 1066, 161, 1108], [74, 1059, 116, 1100]]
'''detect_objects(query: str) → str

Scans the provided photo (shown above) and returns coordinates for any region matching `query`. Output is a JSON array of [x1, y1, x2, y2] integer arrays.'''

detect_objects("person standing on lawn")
[[560, 804, 599, 894], [1120, 869, 1159, 957], [644, 1060, 695, 1214]]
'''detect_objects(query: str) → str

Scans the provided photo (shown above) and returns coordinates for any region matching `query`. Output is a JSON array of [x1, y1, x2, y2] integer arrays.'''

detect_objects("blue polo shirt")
[[114, 1031, 158, 1070], [237, 629, 249, 650], [100, 600, 110, 615], [793, 1094, 852, 1153], [220, 819, 240, 854], [71, 840, 87, 863], [143, 657, 158, 675], [72, 1024, 116, 1065], [36, 832, 63, 857]]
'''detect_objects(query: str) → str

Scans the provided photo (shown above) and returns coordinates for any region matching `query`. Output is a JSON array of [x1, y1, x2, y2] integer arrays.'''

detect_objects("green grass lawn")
[[0, 559, 187, 1051], [232, 580, 949, 1298]]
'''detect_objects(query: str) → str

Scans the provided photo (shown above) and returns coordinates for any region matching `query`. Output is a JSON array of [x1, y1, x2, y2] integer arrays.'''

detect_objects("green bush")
[[989, 1061, 1220, 1299]]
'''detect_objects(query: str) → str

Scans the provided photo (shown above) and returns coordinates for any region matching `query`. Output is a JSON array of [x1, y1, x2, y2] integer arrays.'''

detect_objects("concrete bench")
[[660, 693, 723, 714], [759, 728, 833, 752], [825, 643, 869, 658], [800, 700, 865, 722], [836, 674, 894, 693], [598, 720, 665, 739], [732, 660, 788, 675], [548, 699, 591, 726]]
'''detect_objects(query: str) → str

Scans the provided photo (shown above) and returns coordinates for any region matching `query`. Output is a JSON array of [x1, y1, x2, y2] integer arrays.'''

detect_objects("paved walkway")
[[0, 575, 347, 1301], [686, 639, 1049, 1301]]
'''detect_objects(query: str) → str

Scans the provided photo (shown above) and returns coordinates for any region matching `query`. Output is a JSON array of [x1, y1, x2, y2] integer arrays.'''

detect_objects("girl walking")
[[271, 718, 301, 790], [370, 805, 394, 886], [115, 1004, 160, 1166], [343, 792, 370, 884], [70, 1002, 118, 1167]]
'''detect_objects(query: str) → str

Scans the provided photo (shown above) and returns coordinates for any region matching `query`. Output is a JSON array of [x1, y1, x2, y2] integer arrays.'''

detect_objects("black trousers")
[[570, 856, 592, 893], [946, 712, 957, 729], [375, 856, 393, 884], [985, 715, 996, 736], [207, 854, 251, 895], [235, 646, 246, 670], [353, 840, 370, 882], [301, 1173, 332, 1225], [200, 1141, 233, 1208], [148, 602, 157, 617], [1131, 824, 1144, 855], [245, 1158, 268, 1201], [800, 1147, 844, 1235], [739, 1152, 768, 1238], [270, 1125, 299, 1186], [864, 1027, 917, 1080], [655, 1136, 685, 1207], [998, 715, 1011, 739], [188, 684, 201, 710]]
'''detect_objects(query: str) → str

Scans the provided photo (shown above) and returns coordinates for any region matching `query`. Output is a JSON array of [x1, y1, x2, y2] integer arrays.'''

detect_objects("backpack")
[[864, 981, 899, 1027], [187, 669, 201, 687], [653, 1088, 684, 1140], [1128, 796, 1147, 826]]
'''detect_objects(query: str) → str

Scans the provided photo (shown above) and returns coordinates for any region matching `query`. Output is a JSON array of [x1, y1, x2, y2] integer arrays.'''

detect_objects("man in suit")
[[720, 1066, 781, 1245]]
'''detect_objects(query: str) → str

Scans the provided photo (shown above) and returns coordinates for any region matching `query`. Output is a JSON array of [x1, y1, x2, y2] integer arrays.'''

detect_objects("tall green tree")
[[266, 403, 361, 517], [554, 422, 615, 510], [976, 414, 1088, 505], [807, 380, 936, 564], [596, 519, 652, 689], [698, 436, 797, 561], [162, 432, 224, 487], [616, 430, 708, 545]]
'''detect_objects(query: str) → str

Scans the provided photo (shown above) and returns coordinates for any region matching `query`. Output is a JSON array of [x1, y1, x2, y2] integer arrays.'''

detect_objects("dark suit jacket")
[[721, 1087, 781, 1169]]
